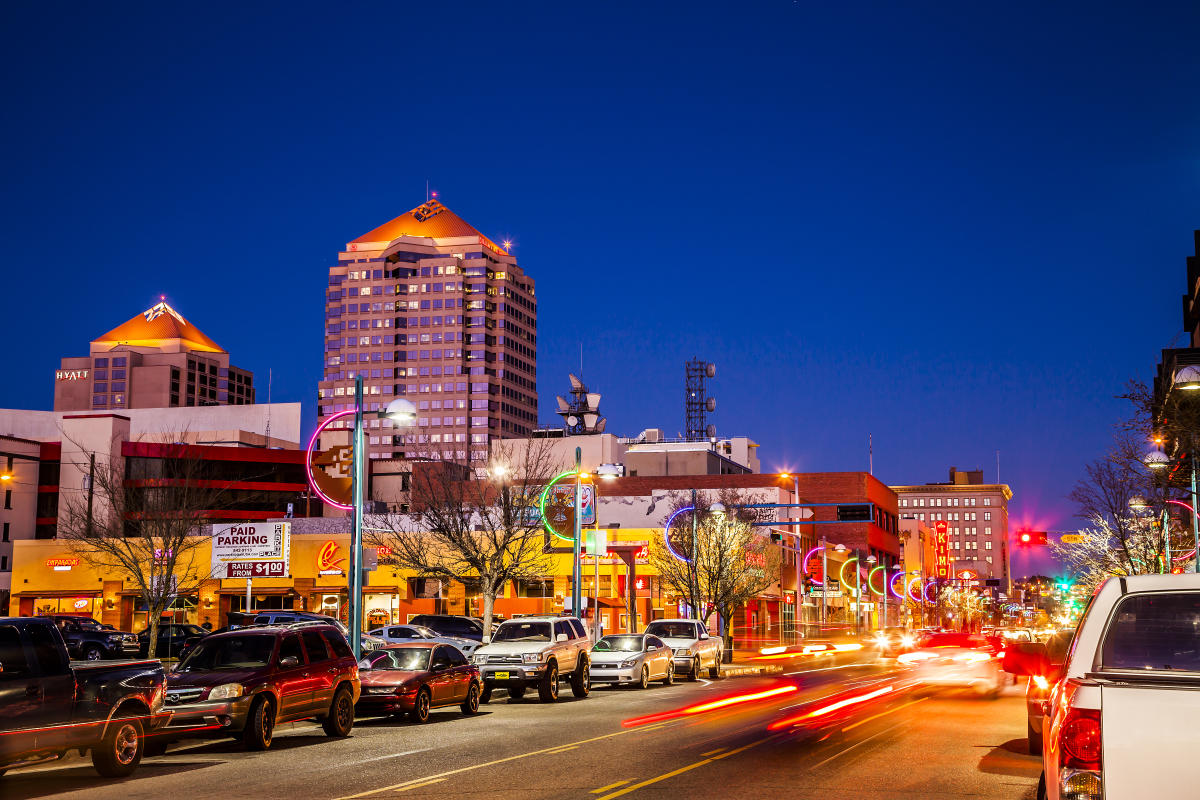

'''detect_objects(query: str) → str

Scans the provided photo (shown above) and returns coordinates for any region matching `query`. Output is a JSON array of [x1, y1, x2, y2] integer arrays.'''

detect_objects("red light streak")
[[623, 684, 797, 727], [767, 685, 894, 730]]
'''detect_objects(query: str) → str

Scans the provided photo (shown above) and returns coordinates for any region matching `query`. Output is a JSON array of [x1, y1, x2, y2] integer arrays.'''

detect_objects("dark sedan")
[[356, 642, 482, 722], [138, 623, 208, 659]]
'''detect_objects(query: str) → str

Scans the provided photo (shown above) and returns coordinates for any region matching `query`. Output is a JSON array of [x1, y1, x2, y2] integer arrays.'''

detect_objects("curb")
[[718, 663, 784, 678]]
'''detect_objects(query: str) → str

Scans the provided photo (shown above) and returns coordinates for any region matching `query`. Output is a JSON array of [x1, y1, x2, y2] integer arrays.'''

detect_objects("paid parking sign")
[[211, 522, 291, 579]]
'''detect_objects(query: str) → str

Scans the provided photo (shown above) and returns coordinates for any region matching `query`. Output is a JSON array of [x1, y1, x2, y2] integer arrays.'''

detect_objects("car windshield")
[[919, 633, 988, 650], [594, 636, 644, 652], [491, 622, 551, 642], [646, 622, 696, 639], [359, 648, 432, 671], [177, 635, 275, 671]]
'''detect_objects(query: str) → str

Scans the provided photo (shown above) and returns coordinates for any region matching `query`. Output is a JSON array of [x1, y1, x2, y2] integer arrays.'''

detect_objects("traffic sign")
[[1059, 534, 1085, 544]]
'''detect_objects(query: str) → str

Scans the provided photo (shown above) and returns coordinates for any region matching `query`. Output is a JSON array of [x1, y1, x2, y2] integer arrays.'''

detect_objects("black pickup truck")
[[0, 616, 170, 778]]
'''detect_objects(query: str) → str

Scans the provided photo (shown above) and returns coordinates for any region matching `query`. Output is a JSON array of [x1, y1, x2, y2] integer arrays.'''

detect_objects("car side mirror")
[[1002, 642, 1048, 676], [556, 633, 568, 642], [699, 633, 709, 640], [279, 656, 300, 668]]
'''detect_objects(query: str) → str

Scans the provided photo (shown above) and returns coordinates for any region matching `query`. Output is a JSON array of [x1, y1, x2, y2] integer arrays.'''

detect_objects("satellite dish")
[[567, 416, 579, 426], [706, 398, 716, 412], [706, 424, 717, 439], [706, 363, 716, 378]]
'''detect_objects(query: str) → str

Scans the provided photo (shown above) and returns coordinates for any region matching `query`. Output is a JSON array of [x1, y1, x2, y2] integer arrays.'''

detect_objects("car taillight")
[[1061, 707, 1102, 770]]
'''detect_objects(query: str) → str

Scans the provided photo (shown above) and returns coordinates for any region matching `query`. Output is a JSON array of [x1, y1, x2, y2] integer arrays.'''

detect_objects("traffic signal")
[[1017, 529, 1048, 546]]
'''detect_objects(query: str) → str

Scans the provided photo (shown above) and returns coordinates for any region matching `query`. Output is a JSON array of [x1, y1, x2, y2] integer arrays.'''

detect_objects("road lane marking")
[[394, 778, 446, 793], [544, 745, 580, 755], [840, 697, 928, 733], [808, 719, 905, 770], [594, 735, 778, 800], [334, 721, 680, 799], [591, 781, 631, 793], [700, 747, 727, 757], [343, 749, 431, 766]]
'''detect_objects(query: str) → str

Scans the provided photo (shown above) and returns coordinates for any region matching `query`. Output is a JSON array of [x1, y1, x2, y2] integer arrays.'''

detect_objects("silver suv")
[[471, 616, 591, 702]]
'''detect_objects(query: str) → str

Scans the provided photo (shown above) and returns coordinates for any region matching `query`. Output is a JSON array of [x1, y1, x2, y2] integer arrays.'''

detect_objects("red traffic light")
[[1017, 529, 1048, 546], [1020, 532, 1031, 543]]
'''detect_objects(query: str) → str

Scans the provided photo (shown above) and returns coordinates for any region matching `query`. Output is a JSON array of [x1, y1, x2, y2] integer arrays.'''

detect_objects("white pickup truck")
[[644, 619, 722, 680], [1007, 573, 1200, 800]]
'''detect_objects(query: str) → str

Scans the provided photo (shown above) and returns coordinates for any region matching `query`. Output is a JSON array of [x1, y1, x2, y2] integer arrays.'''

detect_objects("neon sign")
[[933, 521, 950, 580], [317, 541, 346, 575], [55, 370, 89, 381], [46, 557, 80, 570]]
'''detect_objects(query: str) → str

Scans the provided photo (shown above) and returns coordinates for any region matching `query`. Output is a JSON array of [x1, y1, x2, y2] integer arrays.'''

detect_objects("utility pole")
[[690, 488, 699, 621], [572, 447, 582, 621]]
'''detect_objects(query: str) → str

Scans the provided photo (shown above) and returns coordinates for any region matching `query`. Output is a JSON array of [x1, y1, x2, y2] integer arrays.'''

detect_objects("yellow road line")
[[594, 736, 777, 800], [840, 696, 928, 733], [334, 722, 678, 799], [394, 778, 446, 793], [700, 747, 727, 757], [591, 781, 631, 794], [545, 745, 580, 755]]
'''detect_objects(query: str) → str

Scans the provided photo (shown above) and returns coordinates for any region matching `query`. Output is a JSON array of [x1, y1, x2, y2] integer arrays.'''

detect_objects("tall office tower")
[[318, 199, 537, 463]]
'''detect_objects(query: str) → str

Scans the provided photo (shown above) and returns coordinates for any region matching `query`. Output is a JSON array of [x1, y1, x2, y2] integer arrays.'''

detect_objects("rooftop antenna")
[[426, 179, 429, 202], [869, 433, 874, 475], [580, 342, 584, 378]]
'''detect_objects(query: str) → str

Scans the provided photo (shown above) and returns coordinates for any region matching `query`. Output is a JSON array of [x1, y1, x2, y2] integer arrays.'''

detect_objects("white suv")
[[472, 616, 591, 702]]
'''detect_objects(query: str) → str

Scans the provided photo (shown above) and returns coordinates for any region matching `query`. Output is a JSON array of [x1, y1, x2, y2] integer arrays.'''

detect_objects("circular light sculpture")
[[802, 546, 821, 573], [906, 577, 923, 604], [661, 505, 696, 563], [305, 409, 357, 511], [537, 470, 582, 543], [868, 566, 886, 596], [889, 570, 906, 600], [924, 580, 937, 603], [839, 557, 859, 596]]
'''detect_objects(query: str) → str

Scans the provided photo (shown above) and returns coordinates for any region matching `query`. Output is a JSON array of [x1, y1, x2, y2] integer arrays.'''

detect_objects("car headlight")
[[208, 683, 244, 700], [473, 654, 488, 665], [522, 653, 543, 665], [620, 659, 639, 668]]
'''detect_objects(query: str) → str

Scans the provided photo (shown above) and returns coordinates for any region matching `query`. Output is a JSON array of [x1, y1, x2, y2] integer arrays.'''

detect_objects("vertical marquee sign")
[[934, 520, 950, 580]]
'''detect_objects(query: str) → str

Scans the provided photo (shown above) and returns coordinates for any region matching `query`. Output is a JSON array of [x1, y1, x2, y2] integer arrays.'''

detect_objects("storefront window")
[[34, 597, 97, 617], [228, 595, 295, 614]]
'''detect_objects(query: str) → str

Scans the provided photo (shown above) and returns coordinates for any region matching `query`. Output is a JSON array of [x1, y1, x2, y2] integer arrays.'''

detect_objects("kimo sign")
[[933, 521, 950, 580], [210, 522, 291, 579]]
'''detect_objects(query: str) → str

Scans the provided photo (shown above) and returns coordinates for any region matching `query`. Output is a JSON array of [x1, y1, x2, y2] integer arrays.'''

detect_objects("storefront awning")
[[14, 590, 100, 598]]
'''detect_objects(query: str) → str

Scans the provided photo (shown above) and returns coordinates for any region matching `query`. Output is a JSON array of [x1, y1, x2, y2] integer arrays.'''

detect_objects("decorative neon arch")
[[906, 577, 923, 604], [661, 506, 696, 563], [888, 570, 906, 600], [1167, 500, 1199, 562], [537, 470, 581, 543], [305, 409, 357, 511], [868, 566, 886, 596], [923, 580, 937, 603], [802, 546, 821, 573], [839, 557, 859, 596]]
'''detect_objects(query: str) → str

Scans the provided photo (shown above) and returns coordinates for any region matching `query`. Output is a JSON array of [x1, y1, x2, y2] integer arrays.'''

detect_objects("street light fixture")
[[1145, 449, 1171, 470], [1128, 495, 1149, 511], [1175, 365, 1200, 390]]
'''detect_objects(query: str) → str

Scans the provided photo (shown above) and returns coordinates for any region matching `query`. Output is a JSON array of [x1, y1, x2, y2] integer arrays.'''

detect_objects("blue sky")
[[3, 1, 1199, 576]]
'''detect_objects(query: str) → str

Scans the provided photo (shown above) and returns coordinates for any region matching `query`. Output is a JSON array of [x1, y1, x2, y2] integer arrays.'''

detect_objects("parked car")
[[1007, 574, 1200, 800], [408, 614, 489, 642], [356, 642, 482, 721], [471, 616, 591, 702], [251, 611, 386, 652], [0, 616, 170, 778], [898, 632, 1006, 698], [644, 619, 723, 680], [161, 622, 359, 751], [590, 633, 674, 688], [46, 614, 140, 661], [137, 623, 208, 659], [368, 623, 480, 656], [1006, 629, 1074, 753]]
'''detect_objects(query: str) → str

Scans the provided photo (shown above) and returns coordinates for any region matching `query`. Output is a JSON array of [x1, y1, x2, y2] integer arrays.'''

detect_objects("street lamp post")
[[572, 448, 583, 623]]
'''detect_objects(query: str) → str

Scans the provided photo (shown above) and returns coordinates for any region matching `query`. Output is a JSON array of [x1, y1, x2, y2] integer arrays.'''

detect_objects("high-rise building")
[[318, 199, 537, 462], [54, 301, 254, 411]]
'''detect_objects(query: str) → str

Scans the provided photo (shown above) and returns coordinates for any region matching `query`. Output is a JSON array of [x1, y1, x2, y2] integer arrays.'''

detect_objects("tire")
[[409, 688, 432, 723], [142, 737, 168, 757], [1036, 772, 1047, 800], [708, 657, 720, 680], [322, 686, 355, 737], [689, 657, 701, 681], [480, 685, 493, 704], [662, 662, 674, 686], [508, 685, 526, 700], [461, 683, 481, 715], [241, 697, 275, 751], [83, 645, 105, 662], [1028, 719, 1043, 754], [91, 715, 143, 777], [638, 666, 649, 690], [538, 663, 559, 702], [570, 658, 590, 698]]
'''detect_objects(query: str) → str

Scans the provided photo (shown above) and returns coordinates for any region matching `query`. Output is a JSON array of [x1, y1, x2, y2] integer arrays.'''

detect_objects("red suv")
[[161, 622, 360, 750]]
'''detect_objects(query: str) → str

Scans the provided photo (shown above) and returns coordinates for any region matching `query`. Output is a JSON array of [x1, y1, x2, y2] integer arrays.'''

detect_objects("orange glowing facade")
[[318, 199, 537, 462], [54, 302, 255, 411]]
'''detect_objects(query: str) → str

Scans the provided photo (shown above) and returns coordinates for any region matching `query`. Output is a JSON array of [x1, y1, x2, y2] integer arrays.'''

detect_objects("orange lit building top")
[[92, 301, 225, 354], [349, 199, 508, 255]]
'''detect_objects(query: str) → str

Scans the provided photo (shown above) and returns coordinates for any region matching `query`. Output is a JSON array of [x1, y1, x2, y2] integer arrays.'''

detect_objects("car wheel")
[[570, 658, 590, 698], [1028, 719, 1043, 754], [461, 683, 481, 715], [663, 662, 674, 686], [538, 664, 559, 702], [689, 656, 701, 681], [91, 715, 144, 777], [142, 737, 169, 757], [708, 658, 720, 680], [83, 645, 104, 661], [508, 685, 526, 700], [480, 684, 493, 704], [241, 697, 275, 751], [322, 686, 355, 737], [409, 688, 432, 723], [638, 666, 649, 689]]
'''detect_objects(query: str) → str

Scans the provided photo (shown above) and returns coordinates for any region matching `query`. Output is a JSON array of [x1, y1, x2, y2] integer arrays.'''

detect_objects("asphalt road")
[[4, 663, 1041, 800]]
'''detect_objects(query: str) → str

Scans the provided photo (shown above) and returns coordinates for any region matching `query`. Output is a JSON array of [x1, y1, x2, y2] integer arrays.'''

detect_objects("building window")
[[984, 512, 991, 521], [985, 541, 993, 550], [983, 498, 991, 506], [3, 490, 9, 509], [1, 555, 6, 571], [2, 522, 8, 541], [900, 498, 908, 507], [985, 527, 992, 535], [986, 556, 993, 564]]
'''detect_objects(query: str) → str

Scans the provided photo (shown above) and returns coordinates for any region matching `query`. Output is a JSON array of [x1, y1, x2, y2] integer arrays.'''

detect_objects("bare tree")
[[368, 439, 561, 638], [648, 489, 780, 657], [58, 431, 250, 657]]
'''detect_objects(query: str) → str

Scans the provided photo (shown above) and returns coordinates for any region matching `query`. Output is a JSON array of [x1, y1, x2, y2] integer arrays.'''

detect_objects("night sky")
[[4, 2, 1199, 576]]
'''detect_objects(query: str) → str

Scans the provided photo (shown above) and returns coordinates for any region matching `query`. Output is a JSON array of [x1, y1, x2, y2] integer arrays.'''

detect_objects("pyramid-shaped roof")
[[92, 302, 225, 353], [350, 199, 508, 255]]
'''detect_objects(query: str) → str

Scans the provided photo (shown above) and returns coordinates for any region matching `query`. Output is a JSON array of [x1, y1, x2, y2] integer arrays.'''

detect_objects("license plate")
[[494, 671, 510, 680]]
